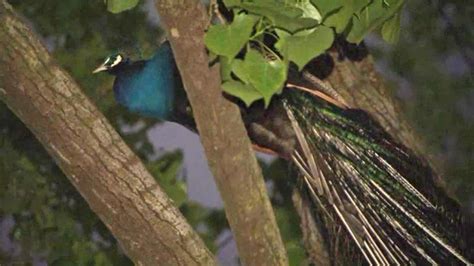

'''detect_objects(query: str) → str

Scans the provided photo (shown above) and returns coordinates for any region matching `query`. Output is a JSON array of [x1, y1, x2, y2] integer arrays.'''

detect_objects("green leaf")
[[315, 0, 371, 33], [286, 241, 307, 265], [17, 156, 36, 172], [381, 11, 401, 43], [294, 0, 322, 22], [244, 49, 287, 105], [322, 0, 363, 32], [165, 182, 187, 207], [323, 6, 352, 32], [242, 0, 303, 18], [353, 0, 372, 12], [231, 59, 250, 83], [106, 0, 139, 14], [222, 81, 263, 106], [346, 0, 404, 43], [205, 13, 258, 58], [94, 252, 112, 266], [275, 26, 334, 70], [346, 1, 386, 43], [220, 56, 233, 82], [208, 51, 218, 62], [240, 2, 319, 33], [222, 49, 288, 106], [310, 0, 343, 17], [223, 0, 241, 8], [147, 152, 187, 207]]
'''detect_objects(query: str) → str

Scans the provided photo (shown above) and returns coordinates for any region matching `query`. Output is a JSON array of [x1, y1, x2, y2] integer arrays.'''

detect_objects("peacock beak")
[[92, 64, 108, 74]]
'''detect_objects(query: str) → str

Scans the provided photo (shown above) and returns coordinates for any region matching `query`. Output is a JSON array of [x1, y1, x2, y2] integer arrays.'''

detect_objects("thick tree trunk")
[[154, 1, 289, 265], [0, 1, 214, 265]]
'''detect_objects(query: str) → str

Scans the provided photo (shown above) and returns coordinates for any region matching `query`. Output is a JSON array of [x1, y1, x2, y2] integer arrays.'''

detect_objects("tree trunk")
[[0, 1, 214, 265], [154, 1, 289, 265]]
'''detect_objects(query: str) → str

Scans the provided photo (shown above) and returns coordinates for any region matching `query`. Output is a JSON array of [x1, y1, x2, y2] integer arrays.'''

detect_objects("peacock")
[[93, 41, 472, 265]]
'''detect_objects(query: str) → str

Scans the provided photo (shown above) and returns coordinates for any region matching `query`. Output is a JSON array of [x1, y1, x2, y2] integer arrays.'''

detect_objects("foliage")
[[107, 0, 404, 106], [106, 0, 139, 13], [202, 0, 404, 106]]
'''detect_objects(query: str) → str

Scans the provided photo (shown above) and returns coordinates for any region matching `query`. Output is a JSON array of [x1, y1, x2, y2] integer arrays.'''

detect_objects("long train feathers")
[[283, 89, 471, 265]]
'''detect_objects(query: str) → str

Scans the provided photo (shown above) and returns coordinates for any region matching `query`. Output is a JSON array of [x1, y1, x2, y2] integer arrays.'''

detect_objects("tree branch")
[[154, 1, 288, 265], [0, 1, 214, 264]]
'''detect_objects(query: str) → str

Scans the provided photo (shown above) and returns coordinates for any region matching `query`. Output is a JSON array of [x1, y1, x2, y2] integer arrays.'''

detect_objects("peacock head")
[[93, 53, 125, 74]]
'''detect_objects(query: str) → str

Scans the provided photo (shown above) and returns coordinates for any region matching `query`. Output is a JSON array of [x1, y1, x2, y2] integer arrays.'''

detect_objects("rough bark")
[[154, 1, 288, 265], [0, 1, 215, 265]]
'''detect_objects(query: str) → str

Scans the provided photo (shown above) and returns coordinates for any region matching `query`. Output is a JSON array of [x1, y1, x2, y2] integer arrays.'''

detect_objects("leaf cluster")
[[204, 0, 404, 106], [104, 0, 404, 107]]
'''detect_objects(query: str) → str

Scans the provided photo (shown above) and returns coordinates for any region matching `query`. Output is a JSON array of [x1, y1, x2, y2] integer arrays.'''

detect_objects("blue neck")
[[111, 43, 177, 120]]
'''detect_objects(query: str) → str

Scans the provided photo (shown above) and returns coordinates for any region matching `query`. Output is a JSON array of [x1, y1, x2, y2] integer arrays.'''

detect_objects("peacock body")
[[94, 42, 472, 265], [93, 42, 178, 119]]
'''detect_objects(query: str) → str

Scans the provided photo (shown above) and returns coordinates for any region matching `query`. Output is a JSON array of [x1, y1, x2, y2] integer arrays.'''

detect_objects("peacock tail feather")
[[283, 89, 471, 265]]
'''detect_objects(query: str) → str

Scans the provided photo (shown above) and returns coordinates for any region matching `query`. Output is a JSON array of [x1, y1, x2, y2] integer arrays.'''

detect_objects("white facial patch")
[[110, 55, 123, 68]]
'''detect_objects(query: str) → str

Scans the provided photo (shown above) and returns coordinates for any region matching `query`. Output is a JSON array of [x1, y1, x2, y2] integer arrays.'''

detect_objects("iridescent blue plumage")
[[108, 42, 177, 119]]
